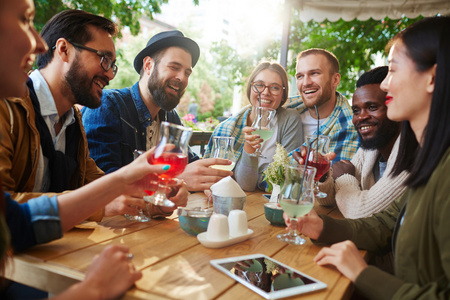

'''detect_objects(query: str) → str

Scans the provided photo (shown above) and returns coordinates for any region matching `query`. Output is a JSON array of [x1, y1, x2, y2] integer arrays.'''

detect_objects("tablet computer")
[[210, 254, 327, 299]]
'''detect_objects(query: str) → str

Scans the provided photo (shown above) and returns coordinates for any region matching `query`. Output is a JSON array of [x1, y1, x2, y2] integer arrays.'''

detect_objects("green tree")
[[286, 14, 422, 95], [209, 15, 424, 99], [34, 0, 198, 35]]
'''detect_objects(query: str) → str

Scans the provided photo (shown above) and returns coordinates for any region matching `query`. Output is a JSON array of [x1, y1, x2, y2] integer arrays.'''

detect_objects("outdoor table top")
[[5, 191, 364, 299]]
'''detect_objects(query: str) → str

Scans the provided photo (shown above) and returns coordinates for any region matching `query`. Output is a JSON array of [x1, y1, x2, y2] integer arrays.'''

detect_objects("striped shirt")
[[286, 92, 359, 163]]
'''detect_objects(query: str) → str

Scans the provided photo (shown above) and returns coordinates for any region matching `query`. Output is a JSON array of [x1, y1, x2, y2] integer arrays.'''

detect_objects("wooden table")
[[5, 192, 360, 299]]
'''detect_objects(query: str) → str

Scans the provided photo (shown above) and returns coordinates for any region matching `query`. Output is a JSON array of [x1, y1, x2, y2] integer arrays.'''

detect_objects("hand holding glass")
[[277, 164, 316, 245], [304, 135, 331, 199], [145, 122, 192, 207], [250, 107, 276, 158], [123, 150, 153, 222], [210, 136, 236, 171]]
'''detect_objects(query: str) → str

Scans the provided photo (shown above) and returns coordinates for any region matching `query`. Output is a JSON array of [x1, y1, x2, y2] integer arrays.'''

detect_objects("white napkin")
[[210, 176, 246, 197]]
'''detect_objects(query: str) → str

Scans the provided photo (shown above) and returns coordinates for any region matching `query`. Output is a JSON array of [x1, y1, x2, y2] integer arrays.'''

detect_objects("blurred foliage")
[[35, 1, 425, 116], [35, 0, 199, 36], [210, 15, 423, 98], [279, 14, 422, 96]]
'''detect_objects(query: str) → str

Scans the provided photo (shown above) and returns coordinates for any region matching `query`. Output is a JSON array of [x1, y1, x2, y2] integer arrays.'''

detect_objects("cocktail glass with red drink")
[[304, 135, 331, 199], [145, 122, 192, 207]]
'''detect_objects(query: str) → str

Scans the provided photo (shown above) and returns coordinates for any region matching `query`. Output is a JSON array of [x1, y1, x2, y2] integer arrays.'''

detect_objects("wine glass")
[[304, 135, 331, 199], [277, 164, 316, 245], [210, 136, 237, 171], [145, 121, 192, 207], [250, 106, 276, 158]]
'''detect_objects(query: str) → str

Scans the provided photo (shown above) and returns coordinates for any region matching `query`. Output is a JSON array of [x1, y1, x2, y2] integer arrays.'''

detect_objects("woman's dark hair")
[[37, 9, 117, 69], [246, 62, 289, 107], [390, 16, 450, 188]]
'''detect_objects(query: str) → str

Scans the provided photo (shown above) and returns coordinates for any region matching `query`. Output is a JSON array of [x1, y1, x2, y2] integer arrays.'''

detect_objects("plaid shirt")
[[203, 105, 251, 160], [286, 92, 359, 163]]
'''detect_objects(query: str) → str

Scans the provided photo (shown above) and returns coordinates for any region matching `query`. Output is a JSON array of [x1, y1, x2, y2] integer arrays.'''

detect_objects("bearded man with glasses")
[[0, 9, 142, 221]]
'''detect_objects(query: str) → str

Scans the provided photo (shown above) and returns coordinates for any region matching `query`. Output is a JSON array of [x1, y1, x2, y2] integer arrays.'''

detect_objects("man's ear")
[[53, 38, 71, 63], [332, 72, 341, 90], [143, 56, 154, 76]]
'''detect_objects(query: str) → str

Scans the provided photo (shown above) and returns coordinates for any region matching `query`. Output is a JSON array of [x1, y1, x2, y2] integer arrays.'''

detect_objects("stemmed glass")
[[277, 164, 316, 245], [145, 121, 192, 207], [304, 135, 331, 199], [210, 136, 237, 171], [250, 106, 276, 158]]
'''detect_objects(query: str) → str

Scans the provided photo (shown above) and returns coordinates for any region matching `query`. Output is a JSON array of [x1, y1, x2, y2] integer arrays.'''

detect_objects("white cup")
[[206, 214, 229, 241], [228, 210, 248, 237]]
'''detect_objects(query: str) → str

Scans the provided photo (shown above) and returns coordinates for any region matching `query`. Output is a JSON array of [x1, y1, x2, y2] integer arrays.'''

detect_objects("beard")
[[64, 57, 106, 109], [147, 63, 185, 111], [359, 119, 400, 150], [302, 78, 334, 110]]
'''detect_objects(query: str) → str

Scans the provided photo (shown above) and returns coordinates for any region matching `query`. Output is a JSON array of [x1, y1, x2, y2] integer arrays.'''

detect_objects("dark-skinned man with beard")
[[82, 30, 233, 197], [308, 66, 409, 219], [0, 9, 145, 221]]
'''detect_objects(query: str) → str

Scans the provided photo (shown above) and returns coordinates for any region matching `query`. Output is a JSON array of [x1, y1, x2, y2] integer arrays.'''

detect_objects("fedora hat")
[[133, 30, 200, 73]]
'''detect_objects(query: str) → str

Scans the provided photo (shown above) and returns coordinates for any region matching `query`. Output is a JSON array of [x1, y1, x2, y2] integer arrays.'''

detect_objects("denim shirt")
[[82, 82, 199, 174], [5, 192, 61, 252]]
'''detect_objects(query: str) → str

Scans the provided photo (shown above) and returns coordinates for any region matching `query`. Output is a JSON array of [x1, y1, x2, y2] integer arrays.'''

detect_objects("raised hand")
[[332, 160, 355, 180], [242, 126, 263, 154], [283, 209, 324, 240], [178, 158, 233, 191]]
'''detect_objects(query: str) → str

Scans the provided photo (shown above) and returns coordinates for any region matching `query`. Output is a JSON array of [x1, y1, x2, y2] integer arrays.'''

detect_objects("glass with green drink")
[[277, 164, 316, 245]]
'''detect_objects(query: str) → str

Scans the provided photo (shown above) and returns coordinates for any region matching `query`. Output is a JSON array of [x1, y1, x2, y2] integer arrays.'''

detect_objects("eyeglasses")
[[251, 81, 285, 96], [66, 40, 118, 76]]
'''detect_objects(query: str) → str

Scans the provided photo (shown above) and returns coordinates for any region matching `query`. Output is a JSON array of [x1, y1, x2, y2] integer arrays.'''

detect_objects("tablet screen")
[[210, 254, 326, 299]]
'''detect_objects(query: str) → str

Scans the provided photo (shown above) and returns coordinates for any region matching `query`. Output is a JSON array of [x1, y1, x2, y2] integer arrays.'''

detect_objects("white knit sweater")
[[317, 136, 409, 219]]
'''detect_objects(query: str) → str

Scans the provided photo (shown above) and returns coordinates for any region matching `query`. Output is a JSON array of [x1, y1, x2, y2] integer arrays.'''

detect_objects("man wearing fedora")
[[82, 30, 233, 192]]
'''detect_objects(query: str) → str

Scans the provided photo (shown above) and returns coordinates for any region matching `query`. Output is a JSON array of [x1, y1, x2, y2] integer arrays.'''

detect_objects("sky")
[[157, 0, 285, 57]]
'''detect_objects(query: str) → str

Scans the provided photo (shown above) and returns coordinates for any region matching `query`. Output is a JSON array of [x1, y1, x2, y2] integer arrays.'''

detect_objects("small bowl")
[[264, 203, 285, 227], [177, 207, 214, 236]]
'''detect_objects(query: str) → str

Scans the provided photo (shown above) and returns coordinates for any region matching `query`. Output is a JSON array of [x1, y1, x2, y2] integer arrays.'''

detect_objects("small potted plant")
[[263, 143, 290, 226], [263, 143, 290, 203]]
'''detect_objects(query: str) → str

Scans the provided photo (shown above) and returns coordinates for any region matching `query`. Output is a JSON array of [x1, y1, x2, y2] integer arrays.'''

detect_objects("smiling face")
[[352, 84, 399, 150], [63, 25, 116, 108], [250, 69, 284, 110], [380, 41, 434, 139], [295, 54, 340, 109], [0, 0, 47, 98], [147, 47, 192, 111]]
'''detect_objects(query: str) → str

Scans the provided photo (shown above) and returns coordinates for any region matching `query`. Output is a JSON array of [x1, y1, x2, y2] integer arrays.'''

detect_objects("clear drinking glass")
[[250, 106, 276, 158], [304, 135, 331, 199], [145, 122, 192, 207], [210, 136, 237, 171], [277, 164, 316, 245], [123, 150, 152, 222]]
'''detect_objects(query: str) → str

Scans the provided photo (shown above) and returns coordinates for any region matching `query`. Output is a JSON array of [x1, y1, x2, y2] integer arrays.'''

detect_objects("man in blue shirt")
[[82, 30, 232, 191]]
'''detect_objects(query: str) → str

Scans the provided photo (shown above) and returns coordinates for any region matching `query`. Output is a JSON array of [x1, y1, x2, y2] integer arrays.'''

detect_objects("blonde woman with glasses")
[[204, 62, 303, 192]]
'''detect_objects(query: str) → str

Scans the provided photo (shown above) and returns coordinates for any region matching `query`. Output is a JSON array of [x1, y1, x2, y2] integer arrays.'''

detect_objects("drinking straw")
[[296, 105, 320, 204]]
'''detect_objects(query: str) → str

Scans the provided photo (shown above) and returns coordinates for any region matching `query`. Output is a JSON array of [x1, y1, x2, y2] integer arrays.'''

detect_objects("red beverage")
[[305, 152, 331, 181], [150, 153, 188, 178]]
